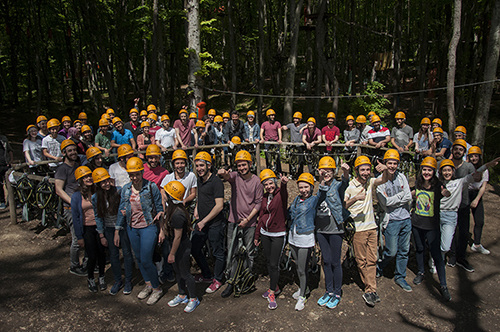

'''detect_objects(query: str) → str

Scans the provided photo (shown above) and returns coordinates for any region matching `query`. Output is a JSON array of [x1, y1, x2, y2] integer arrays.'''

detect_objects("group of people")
[[16, 104, 497, 313]]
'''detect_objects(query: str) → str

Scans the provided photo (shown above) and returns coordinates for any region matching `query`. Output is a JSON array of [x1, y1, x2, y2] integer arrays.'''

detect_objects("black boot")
[[221, 284, 234, 298]]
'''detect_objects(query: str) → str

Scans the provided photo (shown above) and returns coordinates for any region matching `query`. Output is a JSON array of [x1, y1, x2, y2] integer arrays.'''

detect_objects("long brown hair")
[[418, 125, 430, 142], [162, 195, 191, 239], [95, 183, 120, 219], [76, 178, 95, 201]]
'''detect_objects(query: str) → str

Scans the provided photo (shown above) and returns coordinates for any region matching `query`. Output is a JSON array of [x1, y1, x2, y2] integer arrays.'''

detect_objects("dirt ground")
[[1, 178, 500, 332]]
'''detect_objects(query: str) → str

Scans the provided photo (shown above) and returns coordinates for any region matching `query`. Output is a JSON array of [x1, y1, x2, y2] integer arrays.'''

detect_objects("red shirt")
[[143, 164, 169, 190], [261, 121, 281, 141], [303, 127, 322, 143], [321, 125, 340, 151], [174, 119, 195, 146]]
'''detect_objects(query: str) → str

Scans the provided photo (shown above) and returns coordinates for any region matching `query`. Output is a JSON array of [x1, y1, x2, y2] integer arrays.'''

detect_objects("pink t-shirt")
[[130, 191, 147, 228], [261, 121, 281, 141], [82, 198, 96, 226], [303, 127, 322, 143], [143, 164, 169, 190], [227, 172, 263, 227], [321, 125, 340, 151], [174, 119, 195, 146]]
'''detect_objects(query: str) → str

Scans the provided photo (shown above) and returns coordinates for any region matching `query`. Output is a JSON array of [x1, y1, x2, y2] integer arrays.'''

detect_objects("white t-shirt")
[[109, 162, 131, 188], [160, 172, 197, 200], [469, 169, 488, 190], [41, 135, 63, 168], [288, 225, 315, 248], [155, 127, 176, 149]]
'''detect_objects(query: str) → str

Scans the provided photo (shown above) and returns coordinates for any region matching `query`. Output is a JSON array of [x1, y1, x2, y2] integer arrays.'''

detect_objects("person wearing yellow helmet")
[[413, 118, 433, 159], [223, 110, 248, 144], [59, 116, 72, 139], [453, 126, 472, 161], [155, 114, 176, 152], [322, 112, 340, 153], [139, 110, 148, 122], [23, 124, 42, 167], [302, 117, 322, 173], [36, 115, 49, 139], [42, 119, 66, 169], [95, 117, 113, 165], [211, 115, 225, 145], [114, 157, 165, 305], [137, 121, 153, 159], [85, 147, 104, 170], [411, 156, 452, 300], [431, 118, 449, 140], [147, 113, 162, 138], [282, 112, 307, 174], [108, 144, 135, 188], [344, 115, 361, 150], [124, 106, 141, 141], [260, 110, 282, 174], [314, 157, 350, 308], [254, 169, 289, 309], [111, 116, 137, 152], [390, 111, 413, 153], [344, 155, 389, 307], [244, 110, 260, 142], [356, 115, 372, 145], [80, 125, 95, 152], [143, 145, 169, 190], [430, 127, 452, 159], [195, 116, 214, 146], [217, 150, 263, 298], [174, 108, 197, 149], [367, 115, 390, 149], [374, 149, 413, 293]]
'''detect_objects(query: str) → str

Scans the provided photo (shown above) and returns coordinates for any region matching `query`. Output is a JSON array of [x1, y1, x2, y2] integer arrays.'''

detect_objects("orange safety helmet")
[[356, 115, 367, 123], [370, 115, 381, 123], [117, 144, 134, 158], [259, 169, 276, 183], [92, 168, 110, 183], [74, 166, 92, 181], [293, 112, 303, 120], [468, 146, 482, 155], [47, 118, 61, 129], [81, 125, 91, 133], [327, 112, 336, 119], [208, 109, 216, 116], [235, 150, 252, 162], [86, 147, 102, 160], [78, 112, 87, 120], [99, 119, 110, 127], [164, 180, 186, 201], [439, 159, 455, 170], [172, 149, 188, 161], [354, 156, 371, 168], [420, 117, 431, 125], [318, 156, 336, 169], [421, 156, 437, 169], [61, 116, 71, 123], [266, 109, 276, 116], [145, 144, 161, 156], [60, 139, 76, 152], [126, 157, 144, 172], [383, 149, 400, 161], [297, 173, 315, 186], [194, 151, 212, 163]]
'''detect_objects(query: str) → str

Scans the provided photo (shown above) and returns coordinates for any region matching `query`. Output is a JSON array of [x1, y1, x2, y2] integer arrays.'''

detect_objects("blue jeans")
[[377, 218, 411, 281], [440, 210, 457, 253], [412, 226, 447, 287], [191, 223, 226, 282], [127, 223, 160, 288], [104, 227, 134, 283]]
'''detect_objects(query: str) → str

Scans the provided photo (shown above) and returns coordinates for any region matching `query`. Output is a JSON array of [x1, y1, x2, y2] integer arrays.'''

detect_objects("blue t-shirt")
[[437, 138, 452, 158], [111, 128, 134, 145]]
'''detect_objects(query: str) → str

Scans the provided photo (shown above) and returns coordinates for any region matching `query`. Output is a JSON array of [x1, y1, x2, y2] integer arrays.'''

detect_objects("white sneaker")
[[429, 257, 437, 274], [292, 289, 301, 300], [295, 296, 307, 311], [471, 244, 490, 255], [146, 289, 163, 305], [137, 285, 153, 300]]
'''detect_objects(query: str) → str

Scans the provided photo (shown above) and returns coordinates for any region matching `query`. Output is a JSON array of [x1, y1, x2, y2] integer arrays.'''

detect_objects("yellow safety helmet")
[[235, 150, 252, 162], [346, 115, 355, 122], [468, 146, 482, 155], [99, 119, 109, 127], [266, 109, 276, 116], [454, 126, 467, 135], [75, 166, 92, 181], [356, 115, 367, 123], [73, 119, 82, 126], [126, 157, 144, 172], [368, 111, 377, 117], [420, 117, 431, 125], [214, 115, 223, 123], [354, 156, 371, 168], [112, 117, 123, 125], [178, 109, 188, 115], [140, 110, 148, 117], [61, 116, 71, 123], [147, 104, 157, 112], [36, 115, 48, 124], [129, 108, 138, 115], [117, 144, 134, 158], [106, 109, 115, 115], [189, 112, 198, 120], [383, 149, 400, 161], [26, 124, 37, 133], [81, 125, 91, 133], [327, 112, 336, 119], [259, 169, 276, 183], [78, 112, 87, 120], [307, 117, 316, 124], [146, 144, 161, 156], [208, 109, 216, 116], [141, 121, 150, 128], [432, 127, 443, 134], [439, 159, 455, 170], [164, 180, 186, 202], [370, 115, 381, 123], [247, 110, 255, 118], [148, 113, 158, 121], [223, 112, 230, 119], [47, 118, 61, 129], [452, 139, 467, 150], [231, 136, 241, 145], [293, 112, 303, 120], [432, 118, 442, 126], [318, 156, 336, 169], [92, 168, 110, 184], [395, 111, 406, 119], [86, 147, 102, 160], [297, 173, 315, 186], [160, 114, 170, 122], [60, 139, 76, 152], [195, 151, 212, 163], [196, 120, 206, 128], [421, 156, 437, 169], [172, 149, 188, 161]]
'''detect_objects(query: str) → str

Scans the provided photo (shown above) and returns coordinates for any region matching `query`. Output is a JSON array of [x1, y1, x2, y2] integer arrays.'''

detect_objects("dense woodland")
[[1, 0, 499, 146]]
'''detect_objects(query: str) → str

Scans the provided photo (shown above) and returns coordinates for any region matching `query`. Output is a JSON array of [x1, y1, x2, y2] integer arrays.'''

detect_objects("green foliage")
[[351, 81, 390, 118]]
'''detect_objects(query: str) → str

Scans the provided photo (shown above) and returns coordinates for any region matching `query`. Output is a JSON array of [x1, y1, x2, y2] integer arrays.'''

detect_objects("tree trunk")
[[186, 0, 203, 112], [392, 0, 403, 112], [151, 0, 159, 106], [257, 0, 266, 123], [142, 0, 148, 104], [446, 0, 462, 134], [228, 0, 237, 111], [283, 0, 304, 124], [417, 4, 429, 115], [473, 0, 500, 146], [158, 19, 166, 114]]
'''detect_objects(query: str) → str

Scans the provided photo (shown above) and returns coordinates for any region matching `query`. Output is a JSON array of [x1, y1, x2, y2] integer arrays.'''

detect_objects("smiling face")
[[263, 178, 276, 195], [386, 159, 398, 175], [195, 160, 209, 178], [64, 145, 78, 161], [421, 166, 435, 181], [441, 166, 454, 181], [469, 154, 480, 165], [298, 181, 312, 199], [372, 121, 381, 131], [99, 178, 112, 191], [63, 121, 71, 130], [173, 159, 187, 176], [452, 145, 465, 160], [236, 160, 250, 176], [128, 171, 143, 185], [114, 121, 123, 131], [82, 174, 93, 187], [320, 168, 334, 183], [147, 155, 160, 168], [130, 112, 138, 122], [93, 155, 103, 167], [357, 165, 371, 182]]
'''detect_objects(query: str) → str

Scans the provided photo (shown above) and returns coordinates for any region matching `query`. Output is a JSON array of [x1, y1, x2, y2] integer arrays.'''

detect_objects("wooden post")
[[6, 170, 17, 225], [256, 143, 261, 174], [192, 147, 197, 176], [356, 146, 362, 158]]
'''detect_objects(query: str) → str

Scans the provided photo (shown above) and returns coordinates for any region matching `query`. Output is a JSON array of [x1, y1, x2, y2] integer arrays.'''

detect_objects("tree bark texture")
[[186, 0, 203, 112], [446, 0, 462, 134]]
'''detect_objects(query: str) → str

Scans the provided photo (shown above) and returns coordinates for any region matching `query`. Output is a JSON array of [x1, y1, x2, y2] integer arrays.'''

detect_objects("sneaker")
[[395, 279, 412, 292], [268, 293, 277, 310], [159, 272, 176, 284], [292, 289, 301, 300], [326, 295, 341, 309], [0, 202, 6, 210], [362, 292, 375, 307], [429, 257, 437, 274], [137, 285, 153, 300], [447, 255, 456, 267], [376, 269, 383, 278], [221, 284, 234, 298], [440, 286, 452, 302], [193, 273, 212, 283], [168, 294, 189, 307], [109, 281, 124, 295], [456, 259, 475, 272], [184, 298, 200, 313], [413, 272, 425, 285], [146, 289, 163, 305], [471, 244, 490, 255], [372, 292, 381, 303], [262, 287, 281, 299], [123, 281, 132, 295], [295, 296, 307, 311], [70, 266, 87, 277], [317, 292, 333, 306], [87, 278, 98, 293], [98, 276, 107, 291], [206, 279, 222, 294]]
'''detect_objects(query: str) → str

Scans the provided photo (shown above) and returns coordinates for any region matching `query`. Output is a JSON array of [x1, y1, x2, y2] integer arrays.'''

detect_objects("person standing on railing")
[[322, 112, 340, 155], [367, 115, 390, 150], [260, 109, 282, 174], [54, 139, 86, 276], [356, 115, 372, 145], [282, 112, 307, 175], [174, 109, 197, 150], [431, 118, 449, 139], [109, 144, 135, 188], [302, 117, 322, 175], [218, 150, 263, 298], [0, 129, 13, 210], [390, 111, 413, 153], [124, 108, 142, 142], [244, 111, 260, 143]]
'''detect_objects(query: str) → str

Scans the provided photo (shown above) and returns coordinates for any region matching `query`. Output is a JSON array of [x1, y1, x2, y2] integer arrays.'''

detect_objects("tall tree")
[[186, 0, 203, 112], [446, 0, 462, 133]]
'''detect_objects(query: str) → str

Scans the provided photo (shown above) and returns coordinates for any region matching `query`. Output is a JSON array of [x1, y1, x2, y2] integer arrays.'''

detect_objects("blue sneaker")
[[326, 295, 341, 309], [317, 292, 333, 306], [168, 295, 189, 307], [395, 279, 412, 292], [123, 281, 132, 295], [109, 281, 123, 295], [184, 298, 200, 313]]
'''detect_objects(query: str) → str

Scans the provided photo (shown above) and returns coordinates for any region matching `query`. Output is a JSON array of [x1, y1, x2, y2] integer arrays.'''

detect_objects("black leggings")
[[83, 225, 106, 279], [290, 245, 312, 297], [469, 190, 485, 245], [261, 235, 285, 291], [172, 240, 196, 298]]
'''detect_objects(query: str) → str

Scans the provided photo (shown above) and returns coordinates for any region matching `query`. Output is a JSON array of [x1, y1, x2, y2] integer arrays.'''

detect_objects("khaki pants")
[[352, 229, 378, 293]]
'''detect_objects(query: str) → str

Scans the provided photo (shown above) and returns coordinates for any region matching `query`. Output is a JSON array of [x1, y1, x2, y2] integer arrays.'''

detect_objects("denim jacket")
[[91, 187, 122, 234], [289, 194, 319, 234], [244, 122, 260, 142], [317, 177, 351, 225], [115, 180, 163, 230], [71, 191, 85, 240]]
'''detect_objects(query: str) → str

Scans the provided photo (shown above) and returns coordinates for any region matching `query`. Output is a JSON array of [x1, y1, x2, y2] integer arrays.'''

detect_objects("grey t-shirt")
[[286, 123, 306, 143], [54, 162, 80, 207], [315, 201, 343, 234], [344, 128, 360, 143], [391, 125, 414, 148], [454, 161, 475, 207], [384, 175, 411, 221], [23, 139, 43, 164]]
